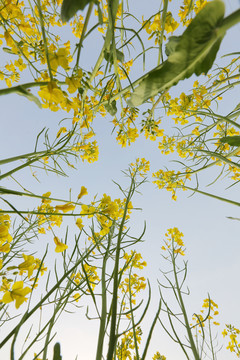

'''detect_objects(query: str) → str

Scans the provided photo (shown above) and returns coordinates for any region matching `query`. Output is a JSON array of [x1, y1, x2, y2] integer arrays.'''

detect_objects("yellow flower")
[[73, 293, 81, 302], [49, 47, 72, 73], [222, 329, 228, 337], [0, 212, 12, 244], [41, 192, 51, 204], [76, 218, 84, 230], [65, 69, 82, 94], [55, 202, 75, 213], [38, 82, 66, 111], [81, 204, 95, 218], [1, 281, 31, 309], [0, 243, 10, 253], [54, 236, 68, 253], [56, 127, 67, 138], [78, 186, 88, 200], [18, 254, 36, 278]]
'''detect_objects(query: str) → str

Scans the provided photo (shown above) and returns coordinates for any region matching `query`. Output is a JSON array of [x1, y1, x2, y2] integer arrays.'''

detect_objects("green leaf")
[[97, 2, 103, 24], [61, 0, 96, 22], [220, 136, 240, 147], [105, 100, 117, 116], [53, 342, 62, 360], [128, 0, 226, 107], [165, 36, 180, 57], [104, 49, 125, 64], [16, 87, 42, 108], [3, 47, 18, 55]]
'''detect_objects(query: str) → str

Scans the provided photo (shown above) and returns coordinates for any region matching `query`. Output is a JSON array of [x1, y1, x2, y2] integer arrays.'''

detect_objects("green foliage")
[[165, 36, 181, 57], [128, 0, 226, 107], [105, 99, 117, 115], [104, 48, 125, 64], [220, 135, 240, 146], [61, 0, 97, 22]]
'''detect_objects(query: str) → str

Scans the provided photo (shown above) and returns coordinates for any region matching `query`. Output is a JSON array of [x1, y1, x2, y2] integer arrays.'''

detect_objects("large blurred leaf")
[[61, 0, 96, 22], [165, 36, 181, 57], [105, 100, 117, 116], [128, 0, 226, 107], [104, 48, 125, 64], [220, 136, 240, 147]]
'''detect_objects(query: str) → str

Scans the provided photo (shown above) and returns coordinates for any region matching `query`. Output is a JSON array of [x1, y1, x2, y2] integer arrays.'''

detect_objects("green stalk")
[[95, 233, 112, 360], [158, 0, 168, 66], [74, 2, 94, 71], [36, 0, 53, 81], [219, 9, 240, 34], [106, 179, 135, 360], [129, 267, 140, 360], [0, 82, 49, 96], [183, 185, 240, 207], [0, 156, 45, 181], [141, 300, 161, 360], [172, 249, 200, 360], [81, 0, 119, 110], [0, 187, 75, 203]]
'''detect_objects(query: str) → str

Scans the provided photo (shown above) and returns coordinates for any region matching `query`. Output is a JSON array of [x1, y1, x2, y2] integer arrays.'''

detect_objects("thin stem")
[[172, 252, 200, 360], [74, 2, 94, 70], [106, 179, 134, 360], [183, 185, 240, 207], [36, 0, 53, 81]]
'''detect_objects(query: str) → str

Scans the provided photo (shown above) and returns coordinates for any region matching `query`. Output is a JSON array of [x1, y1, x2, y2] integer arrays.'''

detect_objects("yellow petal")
[[77, 186, 88, 200], [55, 202, 75, 213], [54, 236, 68, 253], [76, 218, 84, 230]]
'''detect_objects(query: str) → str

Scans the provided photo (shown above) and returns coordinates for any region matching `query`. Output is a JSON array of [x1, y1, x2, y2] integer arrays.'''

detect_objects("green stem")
[[129, 267, 140, 360], [106, 179, 134, 360], [172, 252, 200, 360], [0, 82, 50, 96], [74, 2, 94, 70], [158, 0, 168, 66], [220, 9, 240, 34], [183, 185, 240, 207], [141, 300, 161, 360], [36, 0, 53, 81], [81, 0, 119, 111], [0, 149, 49, 165], [95, 234, 111, 360], [0, 187, 78, 204]]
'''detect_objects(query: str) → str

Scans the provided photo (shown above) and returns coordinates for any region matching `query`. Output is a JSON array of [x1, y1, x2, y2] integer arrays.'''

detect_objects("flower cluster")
[[71, 263, 100, 298], [143, 11, 179, 45], [0, 211, 12, 254], [179, 0, 208, 26], [191, 298, 220, 332], [153, 169, 191, 200], [152, 353, 167, 360], [222, 324, 240, 356], [0, 253, 47, 309], [37, 192, 63, 234], [130, 157, 150, 177], [161, 227, 185, 256], [114, 108, 139, 147], [140, 118, 164, 141], [116, 327, 142, 360]]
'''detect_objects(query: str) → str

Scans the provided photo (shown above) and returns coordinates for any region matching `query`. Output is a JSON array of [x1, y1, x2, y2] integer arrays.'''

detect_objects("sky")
[[1, 0, 240, 359]]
